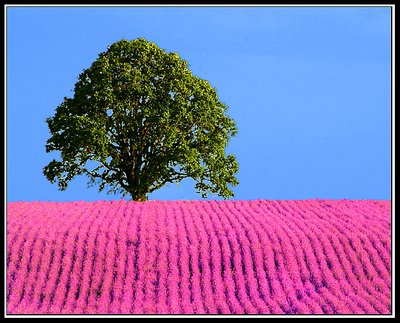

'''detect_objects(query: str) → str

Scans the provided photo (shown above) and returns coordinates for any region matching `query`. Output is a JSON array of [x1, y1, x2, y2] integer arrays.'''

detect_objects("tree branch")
[[148, 170, 188, 193]]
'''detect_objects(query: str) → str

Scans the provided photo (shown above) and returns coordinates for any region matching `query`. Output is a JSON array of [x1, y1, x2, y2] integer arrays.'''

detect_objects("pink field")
[[6, 200, 391, 315]]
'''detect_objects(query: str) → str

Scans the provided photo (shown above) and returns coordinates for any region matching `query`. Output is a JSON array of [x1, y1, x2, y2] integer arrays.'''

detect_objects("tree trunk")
[[129, 190, 148, 202], [136, 194, 148, 202]]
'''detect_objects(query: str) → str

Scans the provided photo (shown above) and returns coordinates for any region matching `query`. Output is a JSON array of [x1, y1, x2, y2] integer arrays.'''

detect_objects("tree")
[[43, 38, 239, 201]]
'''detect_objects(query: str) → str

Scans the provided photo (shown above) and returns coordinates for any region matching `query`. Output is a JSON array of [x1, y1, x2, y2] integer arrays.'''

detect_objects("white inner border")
[[3, 3, 395, 319]]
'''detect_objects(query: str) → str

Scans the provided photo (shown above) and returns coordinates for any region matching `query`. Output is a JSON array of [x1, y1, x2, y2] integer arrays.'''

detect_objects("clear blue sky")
[[6, 6, 392, 202]]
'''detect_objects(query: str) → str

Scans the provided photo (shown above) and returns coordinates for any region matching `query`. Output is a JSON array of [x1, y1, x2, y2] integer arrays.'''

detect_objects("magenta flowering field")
[[6, 200, 391, 315]]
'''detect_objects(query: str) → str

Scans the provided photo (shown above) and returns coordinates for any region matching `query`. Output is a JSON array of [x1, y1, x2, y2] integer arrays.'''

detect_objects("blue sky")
[[6, 6, 392, 202]]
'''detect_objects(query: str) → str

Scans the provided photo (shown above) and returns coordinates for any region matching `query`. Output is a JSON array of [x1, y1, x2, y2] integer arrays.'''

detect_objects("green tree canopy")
[[44, 38, 239, 201]]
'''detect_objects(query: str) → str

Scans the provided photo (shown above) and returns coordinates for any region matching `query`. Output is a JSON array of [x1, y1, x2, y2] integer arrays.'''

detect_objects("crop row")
[[6, 199, 391, 314]]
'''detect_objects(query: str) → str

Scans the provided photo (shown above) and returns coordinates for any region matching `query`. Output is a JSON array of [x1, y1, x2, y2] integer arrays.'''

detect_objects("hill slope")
[[6, 200, 391, 315]]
